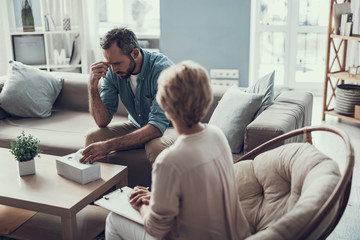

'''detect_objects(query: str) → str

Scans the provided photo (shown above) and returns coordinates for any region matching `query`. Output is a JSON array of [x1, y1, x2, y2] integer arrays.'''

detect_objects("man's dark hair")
[[100, 28, 139, 55]]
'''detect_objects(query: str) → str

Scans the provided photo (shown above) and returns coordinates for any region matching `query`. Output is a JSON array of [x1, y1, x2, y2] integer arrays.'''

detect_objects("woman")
[[106, 60, 251, 240]]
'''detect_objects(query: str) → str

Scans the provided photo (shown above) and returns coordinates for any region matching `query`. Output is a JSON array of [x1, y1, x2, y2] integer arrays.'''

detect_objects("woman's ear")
[[165, 111, 172, 121]]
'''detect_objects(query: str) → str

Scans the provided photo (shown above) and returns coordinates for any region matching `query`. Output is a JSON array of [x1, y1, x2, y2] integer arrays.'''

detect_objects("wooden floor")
[[311, 96, 360, 240]]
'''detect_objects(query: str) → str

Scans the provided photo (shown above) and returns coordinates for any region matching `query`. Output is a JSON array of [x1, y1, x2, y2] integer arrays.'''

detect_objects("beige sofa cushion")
[[234, 143, 340, 239]]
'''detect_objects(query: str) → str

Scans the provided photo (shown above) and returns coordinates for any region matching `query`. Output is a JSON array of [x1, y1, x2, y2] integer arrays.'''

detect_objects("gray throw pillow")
[[0, 107, 9, 120], [0, 76, 9, 119], [0, 75, 7, 93], [246, 71, 275, 117], [209, 85, 263, 153], [0, 61, 64, 118]]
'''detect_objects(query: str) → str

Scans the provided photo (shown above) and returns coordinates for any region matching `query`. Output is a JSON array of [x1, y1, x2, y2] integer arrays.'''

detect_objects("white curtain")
[[79, 0, 103, 73], [0, 2, 11, 76], [347, 1, 360, 68]]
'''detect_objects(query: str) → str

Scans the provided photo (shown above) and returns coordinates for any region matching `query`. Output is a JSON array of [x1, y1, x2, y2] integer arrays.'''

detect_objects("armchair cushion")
[[234, 143, 340, 239]]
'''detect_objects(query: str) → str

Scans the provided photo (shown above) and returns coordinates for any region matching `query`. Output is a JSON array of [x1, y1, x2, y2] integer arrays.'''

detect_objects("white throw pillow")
[[209, 85, 263, 153], [0, 61, 64, 118], [246, 71, 275, 117]]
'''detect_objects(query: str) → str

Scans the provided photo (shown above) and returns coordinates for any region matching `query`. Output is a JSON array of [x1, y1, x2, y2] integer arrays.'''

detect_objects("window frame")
[[249, 0, 328, 92]]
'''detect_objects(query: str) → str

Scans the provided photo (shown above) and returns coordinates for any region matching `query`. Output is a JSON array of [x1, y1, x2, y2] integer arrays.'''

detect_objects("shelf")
[[10, 29, 80, 36], [323, 1, 360, 123], [327, 71, 360, 82], [325, 110, 360, 124], [143, 48, 160, 53], [28, 65, 48, 69], [330, 34, 360, 42], [49, 64, 82, 68]]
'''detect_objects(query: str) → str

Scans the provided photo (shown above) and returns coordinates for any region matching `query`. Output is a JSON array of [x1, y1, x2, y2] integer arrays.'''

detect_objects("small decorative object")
[[348, 65, 360, 78], [335, 84, 360, 116], [21, 0, 35, 32], [53, 49, 67, 65], [10, 131, 42, 176], [63, 15, 71, 31], [44, 14, 56, 31], [132, 0, 150, 30]]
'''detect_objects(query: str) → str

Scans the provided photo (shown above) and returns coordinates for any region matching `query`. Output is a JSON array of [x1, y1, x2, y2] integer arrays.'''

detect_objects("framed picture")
[[12, 35, 46, 65]]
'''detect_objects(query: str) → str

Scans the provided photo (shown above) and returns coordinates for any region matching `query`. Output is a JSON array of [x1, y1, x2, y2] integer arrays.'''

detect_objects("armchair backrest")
[[235, 126, 354, 240]]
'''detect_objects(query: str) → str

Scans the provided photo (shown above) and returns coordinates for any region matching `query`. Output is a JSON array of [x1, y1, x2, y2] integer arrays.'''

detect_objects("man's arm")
[[89, 62, 111, 128], [80, 124, 162, 163]]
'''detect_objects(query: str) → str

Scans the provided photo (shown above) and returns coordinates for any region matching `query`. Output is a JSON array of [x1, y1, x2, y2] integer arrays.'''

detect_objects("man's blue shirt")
[[100, 49, 173, 134]]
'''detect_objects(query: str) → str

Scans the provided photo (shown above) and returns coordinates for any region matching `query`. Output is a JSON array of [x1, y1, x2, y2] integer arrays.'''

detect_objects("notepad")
[[95, 186, 144, 225]]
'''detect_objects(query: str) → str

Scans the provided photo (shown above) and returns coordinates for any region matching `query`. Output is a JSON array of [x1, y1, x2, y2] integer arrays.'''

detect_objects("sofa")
[[0, 72, 313, 187]]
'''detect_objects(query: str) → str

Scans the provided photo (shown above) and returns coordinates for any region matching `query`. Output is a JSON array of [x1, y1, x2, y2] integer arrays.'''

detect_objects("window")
[[250, 0, 330, 90], [97, 0, 160, 51]]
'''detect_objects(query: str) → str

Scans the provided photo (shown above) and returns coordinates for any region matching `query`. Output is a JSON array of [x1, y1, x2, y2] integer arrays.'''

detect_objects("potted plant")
[[21, 0, 35, 32], [10, 131, 42, 176]]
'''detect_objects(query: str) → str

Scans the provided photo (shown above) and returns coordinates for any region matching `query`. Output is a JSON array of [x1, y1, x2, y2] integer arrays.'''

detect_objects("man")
[[80, 28, 175, 165]]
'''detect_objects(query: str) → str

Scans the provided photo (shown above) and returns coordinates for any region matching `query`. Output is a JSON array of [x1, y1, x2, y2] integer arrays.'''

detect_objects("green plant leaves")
[[10, 131, 42, 162]]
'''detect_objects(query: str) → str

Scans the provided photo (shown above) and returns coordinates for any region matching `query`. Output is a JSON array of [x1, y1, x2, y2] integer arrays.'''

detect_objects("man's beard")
[[118, 55, 136, 79]]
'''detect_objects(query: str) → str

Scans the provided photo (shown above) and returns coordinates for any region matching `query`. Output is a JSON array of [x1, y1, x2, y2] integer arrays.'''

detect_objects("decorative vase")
[[18, 159, 36, 176], [22, 0, 35, 32], [63, 16, 71, 31]]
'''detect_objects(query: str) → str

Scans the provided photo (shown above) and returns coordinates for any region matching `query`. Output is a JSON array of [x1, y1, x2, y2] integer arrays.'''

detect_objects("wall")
[[160, 0, 251, 87]]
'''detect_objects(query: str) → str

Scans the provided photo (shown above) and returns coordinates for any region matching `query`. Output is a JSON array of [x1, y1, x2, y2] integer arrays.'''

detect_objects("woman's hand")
[[129, 186, 151, 211]]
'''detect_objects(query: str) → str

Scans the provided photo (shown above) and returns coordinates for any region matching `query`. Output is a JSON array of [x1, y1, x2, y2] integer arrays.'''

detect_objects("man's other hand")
[[80, 141, 109, 164]]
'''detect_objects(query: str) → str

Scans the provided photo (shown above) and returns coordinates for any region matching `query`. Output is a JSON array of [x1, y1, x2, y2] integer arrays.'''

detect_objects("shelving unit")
[[4, 0, 84, 73], [323, 0, 360, 123]]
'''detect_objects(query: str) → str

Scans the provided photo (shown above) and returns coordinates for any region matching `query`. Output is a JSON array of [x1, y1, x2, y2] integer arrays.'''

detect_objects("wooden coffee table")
[[0, 148, 128, 240]]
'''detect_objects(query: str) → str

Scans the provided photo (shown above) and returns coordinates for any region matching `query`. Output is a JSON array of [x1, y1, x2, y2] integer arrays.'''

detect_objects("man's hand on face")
[[80, 141, 109, 164], [89, 62, 110, 87]]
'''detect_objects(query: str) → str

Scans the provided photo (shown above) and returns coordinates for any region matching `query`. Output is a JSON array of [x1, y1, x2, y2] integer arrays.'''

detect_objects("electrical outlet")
[[210, 69, 239, 79], [211, 79, 238, 86]]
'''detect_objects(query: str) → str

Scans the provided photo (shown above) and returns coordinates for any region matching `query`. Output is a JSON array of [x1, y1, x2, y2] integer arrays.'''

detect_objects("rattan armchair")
[[234, 126, 354, 240]]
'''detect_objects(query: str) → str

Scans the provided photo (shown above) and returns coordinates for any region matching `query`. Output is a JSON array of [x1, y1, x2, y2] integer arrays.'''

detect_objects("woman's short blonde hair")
[[156, 60, 213, 128]]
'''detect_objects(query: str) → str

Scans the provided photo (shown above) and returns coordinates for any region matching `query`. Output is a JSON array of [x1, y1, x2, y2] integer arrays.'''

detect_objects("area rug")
[[0, 205, 36, 235]]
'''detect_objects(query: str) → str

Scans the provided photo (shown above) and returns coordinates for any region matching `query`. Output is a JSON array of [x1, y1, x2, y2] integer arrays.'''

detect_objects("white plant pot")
[[18, 159, 36, 176]]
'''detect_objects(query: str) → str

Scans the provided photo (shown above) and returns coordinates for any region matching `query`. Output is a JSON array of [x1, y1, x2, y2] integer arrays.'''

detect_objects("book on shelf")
[[44, 14, 56, 31], [69, 34, 81, 65], [340, 13, 353, 36], [333, 3, 351, 34]]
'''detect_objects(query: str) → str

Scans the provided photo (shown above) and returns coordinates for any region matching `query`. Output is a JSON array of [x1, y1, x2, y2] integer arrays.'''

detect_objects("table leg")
[[116, 177, 128, 189], [61, 214, 77, 240]]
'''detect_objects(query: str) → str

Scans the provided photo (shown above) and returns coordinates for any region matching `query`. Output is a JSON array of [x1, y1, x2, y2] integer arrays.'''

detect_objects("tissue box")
[[56, 153, 101, 184]]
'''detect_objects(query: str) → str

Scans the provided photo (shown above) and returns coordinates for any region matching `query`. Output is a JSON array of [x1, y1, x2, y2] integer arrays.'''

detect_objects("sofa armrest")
[[275, 91, 313, 127], [244, 91, 313, 153]]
